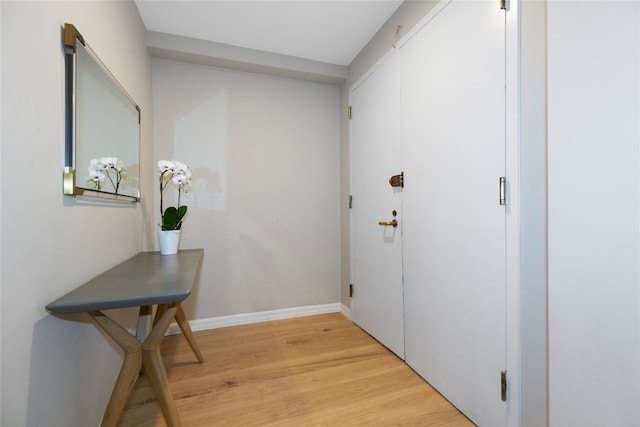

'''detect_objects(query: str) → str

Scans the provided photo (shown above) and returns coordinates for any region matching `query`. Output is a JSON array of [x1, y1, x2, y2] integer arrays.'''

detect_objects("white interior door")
[[401, 1, 507, 425], [350, 52, 404, 358]]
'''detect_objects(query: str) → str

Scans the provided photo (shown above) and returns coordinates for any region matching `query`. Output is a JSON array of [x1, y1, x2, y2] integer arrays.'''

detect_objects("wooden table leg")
[[155, 303, 204, 363], [89, 311, 142, 427], [174, 304, 205, 363], [137, 305, 154, 375], [154, 303, 168, 327], [136, 305, 153, 341], [142, 304, 182, 427]]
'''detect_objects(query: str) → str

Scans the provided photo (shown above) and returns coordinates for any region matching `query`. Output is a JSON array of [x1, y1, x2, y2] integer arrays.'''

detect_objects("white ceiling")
[[134, 1, 403, 66]]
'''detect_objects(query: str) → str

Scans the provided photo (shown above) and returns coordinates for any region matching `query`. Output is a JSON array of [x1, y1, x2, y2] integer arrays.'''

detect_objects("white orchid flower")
[[100, 156, 118, 168], [173, 161, 189, 175], [158, 159, 193, 230], [88, 157, 126, 193], [88, 167, 106, 182], [89, 158, 106, 171], [158, 160, 175, 174], [172, 173, 190, 186]]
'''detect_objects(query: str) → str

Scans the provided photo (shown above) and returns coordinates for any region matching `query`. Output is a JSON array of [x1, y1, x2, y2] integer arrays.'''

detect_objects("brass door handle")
[[378, 219, 398, 227]]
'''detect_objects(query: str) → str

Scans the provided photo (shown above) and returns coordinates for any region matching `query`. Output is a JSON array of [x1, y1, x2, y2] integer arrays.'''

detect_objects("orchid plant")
[[87, 156, 126, 194], [158, 160, 192, 230]]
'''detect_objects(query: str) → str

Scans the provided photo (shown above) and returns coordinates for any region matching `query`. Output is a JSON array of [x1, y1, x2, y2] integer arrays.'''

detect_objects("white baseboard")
[[340, 303, 351, 319], [167, 302, 350, 335]]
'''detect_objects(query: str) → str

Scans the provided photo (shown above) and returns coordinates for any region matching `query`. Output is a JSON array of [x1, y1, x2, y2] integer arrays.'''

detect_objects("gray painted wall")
[[1, 1, 153, 425], [152, 59, 341, 320]]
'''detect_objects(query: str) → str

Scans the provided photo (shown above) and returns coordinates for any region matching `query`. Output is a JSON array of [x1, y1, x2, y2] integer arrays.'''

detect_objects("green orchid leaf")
[[162, 205, 188, 230], [176, 205, 187, 222], [162, 207, 177, 230]]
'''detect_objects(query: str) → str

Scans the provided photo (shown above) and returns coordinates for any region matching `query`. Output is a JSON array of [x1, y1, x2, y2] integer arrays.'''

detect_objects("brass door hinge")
[[501, 371, 507, 401], [349, 284, 354, 297], [348, 105, 352, 120]]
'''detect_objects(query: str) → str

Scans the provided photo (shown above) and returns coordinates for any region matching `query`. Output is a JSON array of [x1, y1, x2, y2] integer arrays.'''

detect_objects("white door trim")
[[505, 1, 521, 425]]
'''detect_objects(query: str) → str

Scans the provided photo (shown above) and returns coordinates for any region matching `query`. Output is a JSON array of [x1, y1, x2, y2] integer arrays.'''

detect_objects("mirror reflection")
[[64, 23, 140, 201]]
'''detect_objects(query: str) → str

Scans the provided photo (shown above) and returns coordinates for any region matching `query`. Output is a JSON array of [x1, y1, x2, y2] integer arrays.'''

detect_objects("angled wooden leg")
[[137, 305, 154, 375], [137, 305, 153, 341], [89, 311, 142, 427], [143, 304, 182, 427], [174, 304, 205, 363], [154, 303, 169, 327], [154, 303, 204, 363]]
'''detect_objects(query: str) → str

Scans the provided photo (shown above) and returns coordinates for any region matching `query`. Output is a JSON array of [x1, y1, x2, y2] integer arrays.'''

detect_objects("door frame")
[[504, 2, 522, 425], [347, 0, 523, 425]]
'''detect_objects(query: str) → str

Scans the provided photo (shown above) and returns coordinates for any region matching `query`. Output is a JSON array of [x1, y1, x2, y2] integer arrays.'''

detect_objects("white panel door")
[[350, 52, 404, 358], [401, 1, 507, 425]]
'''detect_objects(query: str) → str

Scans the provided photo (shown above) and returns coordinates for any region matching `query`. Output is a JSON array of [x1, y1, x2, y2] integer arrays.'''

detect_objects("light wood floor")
[[119, 313, 473, 426]]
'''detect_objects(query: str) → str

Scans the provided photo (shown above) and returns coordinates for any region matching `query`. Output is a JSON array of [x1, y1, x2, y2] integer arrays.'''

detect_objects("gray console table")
[[46, 249, 205, 427]]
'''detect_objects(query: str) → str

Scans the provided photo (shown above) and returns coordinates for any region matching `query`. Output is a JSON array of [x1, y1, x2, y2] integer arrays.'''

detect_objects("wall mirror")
[[63, 23, 140, 201]]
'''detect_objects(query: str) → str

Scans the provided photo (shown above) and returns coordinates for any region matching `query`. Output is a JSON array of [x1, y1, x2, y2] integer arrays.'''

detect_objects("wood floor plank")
[[119, 313, 473, 426]]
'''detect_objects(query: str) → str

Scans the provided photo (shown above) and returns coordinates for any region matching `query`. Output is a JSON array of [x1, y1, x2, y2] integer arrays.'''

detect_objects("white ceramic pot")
[[158, 229, 181, 255]]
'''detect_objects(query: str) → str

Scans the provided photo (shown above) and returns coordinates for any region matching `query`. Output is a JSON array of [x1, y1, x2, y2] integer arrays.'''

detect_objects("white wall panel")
[[548, 2, 640, 424]]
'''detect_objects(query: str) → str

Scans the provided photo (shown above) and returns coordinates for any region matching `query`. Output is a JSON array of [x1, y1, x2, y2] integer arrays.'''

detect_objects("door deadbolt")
[[389, 172, 404, 188]]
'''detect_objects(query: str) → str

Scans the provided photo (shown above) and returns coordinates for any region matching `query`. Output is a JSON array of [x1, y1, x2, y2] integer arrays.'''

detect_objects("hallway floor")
[[120, 313, 473, 426]]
